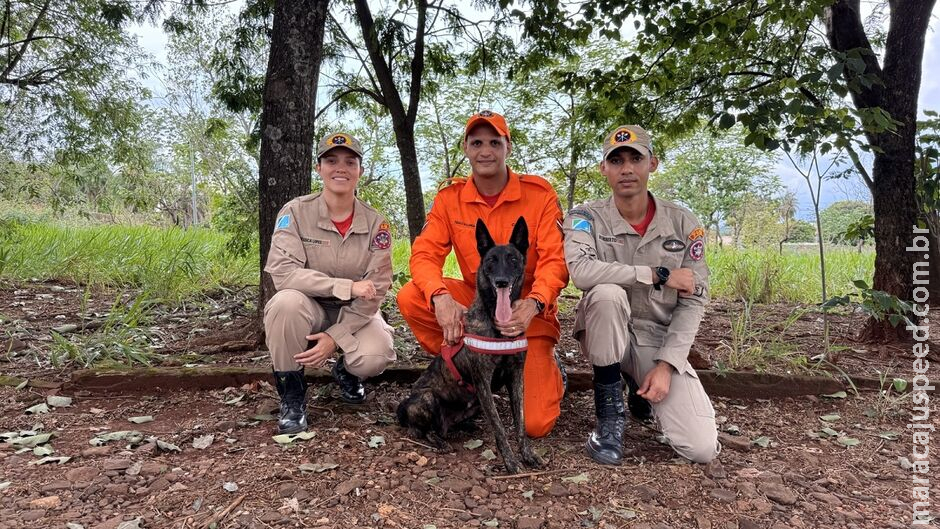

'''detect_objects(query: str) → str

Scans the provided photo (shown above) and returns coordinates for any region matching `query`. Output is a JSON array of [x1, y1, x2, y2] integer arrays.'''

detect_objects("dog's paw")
[[427, 433, 452, 452], [502, 456, 522, 475], [521, 449, 544, 469]]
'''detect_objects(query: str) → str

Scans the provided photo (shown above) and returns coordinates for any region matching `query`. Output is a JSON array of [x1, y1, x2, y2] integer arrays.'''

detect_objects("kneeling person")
[[564, 125, 719, 464], [264, 132, 395, 434]]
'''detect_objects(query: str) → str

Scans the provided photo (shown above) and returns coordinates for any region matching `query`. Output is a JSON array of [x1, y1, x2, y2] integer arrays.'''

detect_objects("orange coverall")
[[396, 169, 569, 437]]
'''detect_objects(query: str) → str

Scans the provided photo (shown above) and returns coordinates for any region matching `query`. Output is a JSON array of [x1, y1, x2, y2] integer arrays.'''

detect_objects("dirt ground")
[[1, 280, 938, 529], [1, 279, 936, 382]]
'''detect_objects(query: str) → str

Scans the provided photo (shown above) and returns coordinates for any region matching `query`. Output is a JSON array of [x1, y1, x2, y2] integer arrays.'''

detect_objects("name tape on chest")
[[301, 237, 330, 247], [598, 234, 623, 244]]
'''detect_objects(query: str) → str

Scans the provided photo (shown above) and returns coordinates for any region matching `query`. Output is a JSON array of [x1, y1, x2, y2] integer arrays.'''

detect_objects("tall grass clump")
[[708, 246, 874, 304], [0, 220, 257, 301], [389, 239, 461, 291]]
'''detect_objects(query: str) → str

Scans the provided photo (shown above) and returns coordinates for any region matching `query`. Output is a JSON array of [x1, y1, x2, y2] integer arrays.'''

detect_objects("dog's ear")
[[509, 217, 528, 257], [476, 218, 495, 258]]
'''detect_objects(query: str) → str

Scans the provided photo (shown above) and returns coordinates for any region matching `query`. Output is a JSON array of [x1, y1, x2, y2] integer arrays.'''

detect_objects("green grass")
[[0, 220, 256, 302], [391, 239, 462, 288], [707, 246, 874, 304], [0, 217, 874, 306]]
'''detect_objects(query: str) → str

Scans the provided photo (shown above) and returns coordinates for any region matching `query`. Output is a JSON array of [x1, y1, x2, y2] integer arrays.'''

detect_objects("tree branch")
[[314, 87, 385, 121], [353, 0, 407, 122], [0, 34, 73, 50], [0, 0, 11, 44], [328, 12, 383, 101], [405, 0, 427, 126], [1, 0, 51, 82], [824, 0, 884, 111], [844, 141, 874, 191]]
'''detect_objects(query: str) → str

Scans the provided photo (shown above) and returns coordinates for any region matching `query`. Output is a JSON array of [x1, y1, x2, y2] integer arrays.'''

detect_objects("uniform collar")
[[641, 193, 676, 244], [461, 166, 522, 207], [606, 193, 676, 242], [314, 193, 370, 235]]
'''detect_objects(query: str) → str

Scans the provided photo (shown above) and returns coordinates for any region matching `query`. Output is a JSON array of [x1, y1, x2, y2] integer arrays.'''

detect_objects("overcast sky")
[[129, 5, 940, 220]]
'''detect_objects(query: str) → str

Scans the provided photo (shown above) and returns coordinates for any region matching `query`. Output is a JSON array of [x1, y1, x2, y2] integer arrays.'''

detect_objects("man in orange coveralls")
[[397, 110, 569, 438]]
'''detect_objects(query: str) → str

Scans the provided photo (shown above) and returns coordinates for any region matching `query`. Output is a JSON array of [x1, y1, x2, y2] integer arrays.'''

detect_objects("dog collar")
[[463, 334, 528, 355], [440, 333, 529, 393]]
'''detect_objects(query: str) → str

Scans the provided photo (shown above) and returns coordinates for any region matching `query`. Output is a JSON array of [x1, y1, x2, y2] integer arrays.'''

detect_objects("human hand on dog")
[[433, 293, 466, 345], [636, 361, 673, 403], [294, 332, 337, 368], [665, 268, 694, 295], [494, 298, 538, 338], [352, 279, 377, 299]]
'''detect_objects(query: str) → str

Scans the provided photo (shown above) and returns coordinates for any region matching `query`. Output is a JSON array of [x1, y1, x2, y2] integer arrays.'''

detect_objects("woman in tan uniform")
[[263, 132, 395, 434]]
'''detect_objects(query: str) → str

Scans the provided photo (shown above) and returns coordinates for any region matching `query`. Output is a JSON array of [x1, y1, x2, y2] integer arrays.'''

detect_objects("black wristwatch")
[[531, 298, 545, 314], [653, 266, 670, 290]]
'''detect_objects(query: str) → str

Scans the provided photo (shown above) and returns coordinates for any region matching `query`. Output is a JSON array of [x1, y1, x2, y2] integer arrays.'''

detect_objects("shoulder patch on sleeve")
[[572, 218, 592, 234], [275, 214, 291, 230], [687, 226, 705, 241], [689, 239, 705, 261], [371, 229, 392, 250], [568, 208, 594, 221]]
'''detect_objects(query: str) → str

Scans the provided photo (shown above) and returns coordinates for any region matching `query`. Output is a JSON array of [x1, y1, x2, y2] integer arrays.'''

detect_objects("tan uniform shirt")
[[563, 194, 709, 370], [264, 192, 393, 353]]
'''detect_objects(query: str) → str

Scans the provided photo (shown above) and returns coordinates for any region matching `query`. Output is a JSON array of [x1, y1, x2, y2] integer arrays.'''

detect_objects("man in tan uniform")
[[264, 132, 395, 434], [564, 125, 719, 465]]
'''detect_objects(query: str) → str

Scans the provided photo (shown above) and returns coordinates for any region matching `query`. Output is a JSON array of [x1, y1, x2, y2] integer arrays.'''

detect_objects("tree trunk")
[[354, 0, 428, 241], [396, 123, 426, 242], [567, 172, 577, 212], [927, 216, 940, 298], [827, 0, 936, 342], [257, 0, 329, 322]]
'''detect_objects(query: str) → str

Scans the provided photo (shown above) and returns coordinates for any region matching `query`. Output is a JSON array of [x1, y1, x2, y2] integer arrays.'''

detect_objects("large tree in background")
[[324, 0, 512, 240], [510, 0, 936, 342], [826, 0, 935, 339], [256, 0, 329, 314]]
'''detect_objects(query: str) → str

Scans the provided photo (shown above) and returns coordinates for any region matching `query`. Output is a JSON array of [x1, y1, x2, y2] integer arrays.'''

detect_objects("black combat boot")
[[585, 380, 627, 465], [273, 368, 308, 434], [332, 356, 365, 404], [623, 372, 654, 423]]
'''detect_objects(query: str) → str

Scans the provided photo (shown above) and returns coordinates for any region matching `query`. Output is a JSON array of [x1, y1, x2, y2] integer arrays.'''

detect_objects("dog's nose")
[[493, 279, 510, 289]]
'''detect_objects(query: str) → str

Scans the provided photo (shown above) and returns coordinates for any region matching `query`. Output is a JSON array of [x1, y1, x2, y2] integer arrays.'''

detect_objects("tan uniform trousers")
[[575, 284, 720, 463], [264, 289, 395, 378]]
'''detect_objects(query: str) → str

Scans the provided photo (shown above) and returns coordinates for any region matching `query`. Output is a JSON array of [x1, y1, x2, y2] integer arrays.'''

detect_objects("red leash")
[[440, 334, 528, 393]]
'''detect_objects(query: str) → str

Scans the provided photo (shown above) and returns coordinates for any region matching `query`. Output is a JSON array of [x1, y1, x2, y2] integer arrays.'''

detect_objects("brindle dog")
[[397, 217, 542, 474]]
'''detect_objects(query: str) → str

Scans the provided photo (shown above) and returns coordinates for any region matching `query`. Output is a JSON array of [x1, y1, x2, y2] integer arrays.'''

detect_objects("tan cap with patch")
[[602, 125, 653, 159], [317, 132, 364, 159]]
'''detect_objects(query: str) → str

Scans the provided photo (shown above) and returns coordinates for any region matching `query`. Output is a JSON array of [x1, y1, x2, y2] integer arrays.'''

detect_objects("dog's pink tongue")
[[495, 288, 512, 324]]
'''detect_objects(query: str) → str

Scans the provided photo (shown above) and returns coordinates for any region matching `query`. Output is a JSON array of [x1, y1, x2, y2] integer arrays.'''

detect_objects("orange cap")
[[464, 110, 511, 141]]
